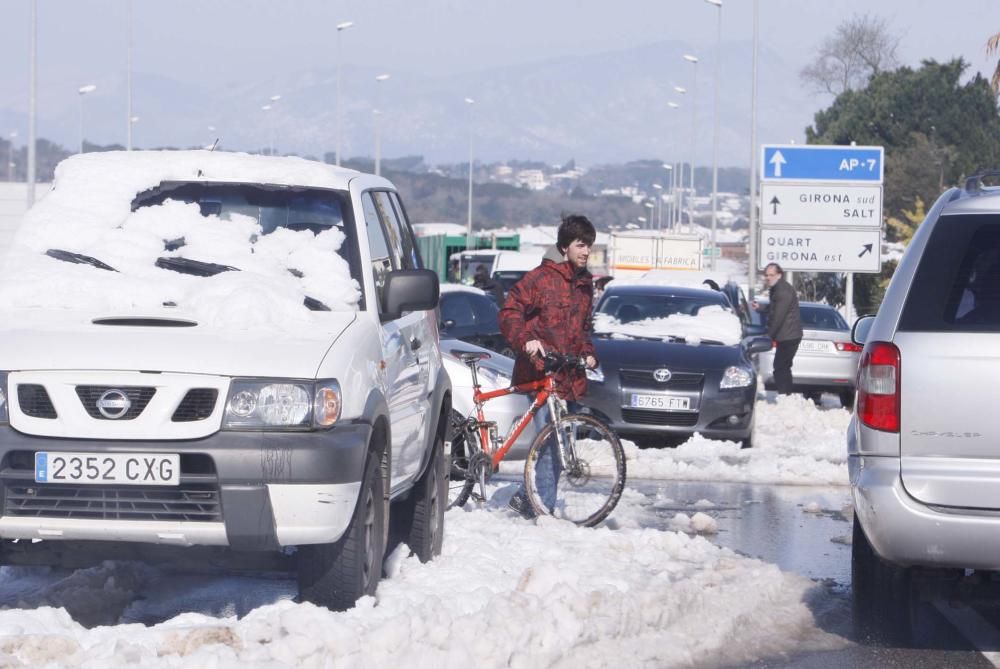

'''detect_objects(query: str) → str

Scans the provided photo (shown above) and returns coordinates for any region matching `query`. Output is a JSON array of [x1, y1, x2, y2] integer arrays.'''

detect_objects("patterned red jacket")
[[498, 258, 597, 400]]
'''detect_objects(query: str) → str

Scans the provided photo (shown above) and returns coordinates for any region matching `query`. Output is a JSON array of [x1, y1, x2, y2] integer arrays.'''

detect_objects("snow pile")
[[593, 305, 742, 346], [0, 503, 843, 668], [624, 394, 850, 486], [0, 151, 362, 332]]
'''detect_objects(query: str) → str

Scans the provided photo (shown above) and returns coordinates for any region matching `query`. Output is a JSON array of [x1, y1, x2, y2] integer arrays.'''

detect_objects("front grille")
[[1, 452, 220, 522], [619, 369, 704, 390], [17, 385, 57, 419], [3, 483, 221, 522], [75, 386, 156, 420], [622, 408, 699, 427], [172, 389, 219, 422]]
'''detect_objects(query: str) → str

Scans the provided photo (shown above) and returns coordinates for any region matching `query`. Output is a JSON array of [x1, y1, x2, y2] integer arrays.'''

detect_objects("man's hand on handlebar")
[[524, 340, 546, 358]]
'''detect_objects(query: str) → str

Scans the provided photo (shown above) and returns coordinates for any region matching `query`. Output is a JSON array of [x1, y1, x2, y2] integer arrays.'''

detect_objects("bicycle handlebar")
[[541, 352, 588, 373]]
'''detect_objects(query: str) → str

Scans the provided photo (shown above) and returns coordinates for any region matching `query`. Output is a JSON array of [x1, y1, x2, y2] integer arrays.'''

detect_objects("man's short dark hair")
[[764, 262, 784, 277], [557, 214, 596, 251]]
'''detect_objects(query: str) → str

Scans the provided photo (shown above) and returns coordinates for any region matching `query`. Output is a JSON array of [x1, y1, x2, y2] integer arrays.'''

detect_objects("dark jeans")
[[773, 338, 801, 395]]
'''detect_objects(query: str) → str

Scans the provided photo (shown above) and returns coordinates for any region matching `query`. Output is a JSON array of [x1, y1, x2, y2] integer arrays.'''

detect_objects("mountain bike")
[[447, 351, 626, 527]]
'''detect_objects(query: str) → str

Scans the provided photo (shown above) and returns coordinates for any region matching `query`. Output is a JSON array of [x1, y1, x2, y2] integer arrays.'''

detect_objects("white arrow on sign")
[[769, 150, 786, 177]]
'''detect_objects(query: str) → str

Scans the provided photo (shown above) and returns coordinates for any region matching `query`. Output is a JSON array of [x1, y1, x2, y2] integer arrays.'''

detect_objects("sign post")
[[759, 144, 884, 321]]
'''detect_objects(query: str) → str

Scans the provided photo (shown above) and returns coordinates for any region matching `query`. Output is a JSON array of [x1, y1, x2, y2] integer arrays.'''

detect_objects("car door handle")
[[410, 337, 422, 351]]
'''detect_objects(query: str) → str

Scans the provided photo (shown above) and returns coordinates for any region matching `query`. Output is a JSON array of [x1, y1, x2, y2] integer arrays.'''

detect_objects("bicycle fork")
[[545, 396, 578, 471]]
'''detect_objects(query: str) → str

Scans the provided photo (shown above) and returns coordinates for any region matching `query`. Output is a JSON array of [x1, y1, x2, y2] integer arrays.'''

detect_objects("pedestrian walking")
[[753, 263, 803, 395]]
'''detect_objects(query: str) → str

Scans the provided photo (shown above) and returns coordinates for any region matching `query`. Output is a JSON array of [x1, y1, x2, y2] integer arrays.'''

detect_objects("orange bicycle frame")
[[471, 374, 555, 469]]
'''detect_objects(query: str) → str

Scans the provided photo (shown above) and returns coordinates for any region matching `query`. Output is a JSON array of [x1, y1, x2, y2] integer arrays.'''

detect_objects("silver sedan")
[[755, 300, 861, 408]]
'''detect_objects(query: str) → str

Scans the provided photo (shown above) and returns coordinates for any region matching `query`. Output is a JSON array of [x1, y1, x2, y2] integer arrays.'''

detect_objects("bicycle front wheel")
[[523, 413, 626, 527]]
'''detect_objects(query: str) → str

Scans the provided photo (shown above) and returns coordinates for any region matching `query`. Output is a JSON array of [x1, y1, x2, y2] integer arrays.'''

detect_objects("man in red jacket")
[[499, 214, 598, 518]]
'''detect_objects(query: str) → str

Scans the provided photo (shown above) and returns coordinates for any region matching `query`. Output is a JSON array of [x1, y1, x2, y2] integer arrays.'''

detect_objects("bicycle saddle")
[[452, 349, 492, 364]]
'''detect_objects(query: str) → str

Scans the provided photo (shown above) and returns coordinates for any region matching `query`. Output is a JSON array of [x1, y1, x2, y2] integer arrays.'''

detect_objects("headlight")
[[720, 366, 753, 389], [586, 366, 605, 383], [0, 372, 7, 424], [223, 379, 341, 430]]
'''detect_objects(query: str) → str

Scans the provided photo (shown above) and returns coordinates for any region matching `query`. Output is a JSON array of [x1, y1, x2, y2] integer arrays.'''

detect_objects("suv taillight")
[[856, 341, 900, 432]]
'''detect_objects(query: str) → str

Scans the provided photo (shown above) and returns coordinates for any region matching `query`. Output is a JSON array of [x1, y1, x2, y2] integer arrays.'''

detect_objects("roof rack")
[[964, 170, 1000, 194]]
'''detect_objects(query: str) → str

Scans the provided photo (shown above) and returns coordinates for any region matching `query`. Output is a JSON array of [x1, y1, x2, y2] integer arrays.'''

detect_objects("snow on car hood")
[[0, 151, 362, 333], [0, 308, 356, 377], [593, 306, 742, 346]]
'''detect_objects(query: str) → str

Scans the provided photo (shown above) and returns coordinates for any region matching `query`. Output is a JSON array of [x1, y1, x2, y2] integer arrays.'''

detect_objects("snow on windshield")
[[593, 305, 742, 346], [0, 151, 362, 332]]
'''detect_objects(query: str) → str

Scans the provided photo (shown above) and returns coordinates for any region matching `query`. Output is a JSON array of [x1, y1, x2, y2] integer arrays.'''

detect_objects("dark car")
[[583, 284, 772, 447], [438, 285, 515, 358]]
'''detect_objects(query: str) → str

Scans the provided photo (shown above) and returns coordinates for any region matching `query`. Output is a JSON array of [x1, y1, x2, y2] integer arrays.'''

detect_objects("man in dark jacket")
[[499, 215, 598, 518], [753, 263, 803, 395], [472, 264, 505, 306]]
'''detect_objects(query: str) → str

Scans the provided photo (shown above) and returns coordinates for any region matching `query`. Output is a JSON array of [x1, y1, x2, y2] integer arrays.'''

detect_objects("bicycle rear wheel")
[[523, 413, 626, 527], [447, 412, 478, 509]]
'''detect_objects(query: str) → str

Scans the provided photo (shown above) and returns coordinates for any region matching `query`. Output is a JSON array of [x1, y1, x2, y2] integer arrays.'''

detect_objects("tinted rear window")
[[899, 213, 1000, 331]]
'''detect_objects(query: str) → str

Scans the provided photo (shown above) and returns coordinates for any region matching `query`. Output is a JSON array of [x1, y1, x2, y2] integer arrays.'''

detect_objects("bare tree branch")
[[800, 14, 900, 95]]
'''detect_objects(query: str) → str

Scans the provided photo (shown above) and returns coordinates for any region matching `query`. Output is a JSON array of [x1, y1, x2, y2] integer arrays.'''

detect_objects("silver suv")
[[850, 172, 1000, 643]]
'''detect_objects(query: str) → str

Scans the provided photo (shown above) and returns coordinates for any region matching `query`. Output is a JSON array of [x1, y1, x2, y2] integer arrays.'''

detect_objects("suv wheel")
[[389, 432, 447, 562], [852, 516, 915, 646], [297, 450, 386, 611]]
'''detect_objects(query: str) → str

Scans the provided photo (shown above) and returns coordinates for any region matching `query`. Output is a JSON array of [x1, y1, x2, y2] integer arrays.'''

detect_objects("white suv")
[[0, 151, 450, 610]]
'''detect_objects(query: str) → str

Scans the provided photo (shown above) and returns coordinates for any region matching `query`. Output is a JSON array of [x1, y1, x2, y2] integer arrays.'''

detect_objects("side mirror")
[[746, 336, 774, 355], [382, 269, 439, 321], [851, 315, 875, 346], [743, 323, 767, 337]]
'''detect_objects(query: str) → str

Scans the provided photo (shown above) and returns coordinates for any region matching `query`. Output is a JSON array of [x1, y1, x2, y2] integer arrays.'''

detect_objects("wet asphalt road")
[[626, 478, 997, 668]]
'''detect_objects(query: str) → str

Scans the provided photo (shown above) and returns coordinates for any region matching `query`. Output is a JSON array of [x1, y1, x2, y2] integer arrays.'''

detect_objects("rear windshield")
[[758, 304, 847, 330], [899, 213, 1000, 331]]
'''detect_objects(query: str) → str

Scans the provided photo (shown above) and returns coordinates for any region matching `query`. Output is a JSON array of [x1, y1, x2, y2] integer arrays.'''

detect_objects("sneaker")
[[507, 492, 537, 520]]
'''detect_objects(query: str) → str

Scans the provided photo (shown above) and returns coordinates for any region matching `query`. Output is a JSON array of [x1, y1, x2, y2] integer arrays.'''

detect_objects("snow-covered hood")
[[0, 309, 357, 378]]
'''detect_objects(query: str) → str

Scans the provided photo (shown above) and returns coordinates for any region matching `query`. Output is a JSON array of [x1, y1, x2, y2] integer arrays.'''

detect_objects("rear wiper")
[[45, 249, 118, 272], [155, 256, 239, 277]]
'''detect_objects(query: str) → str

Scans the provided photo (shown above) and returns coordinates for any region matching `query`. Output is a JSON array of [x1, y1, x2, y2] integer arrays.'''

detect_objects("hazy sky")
[[0, 0, 997, 156]]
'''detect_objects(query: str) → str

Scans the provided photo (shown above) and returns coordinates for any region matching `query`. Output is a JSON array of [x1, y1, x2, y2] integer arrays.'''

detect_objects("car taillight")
[[856, 341, 900, 432], [835, 341, 864, 353]]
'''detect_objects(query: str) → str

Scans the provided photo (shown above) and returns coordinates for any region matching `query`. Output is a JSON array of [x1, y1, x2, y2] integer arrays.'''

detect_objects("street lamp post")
[[661, 164, 673, 230], [7, 132, 16, 182], [748, 0, 759, 298], [682, 54, 699, 232], [373, 74, 390, 176], [704, 0, 723, 270], [652, 183, 663, 230], [78, 84, 97, 154], [262, 94, 280, 156], [126, 0, 133, 151], [27, 0, 37, 206], [464, 97, 475, 250], [129, 116, 139, 149], [643, 201, 655, 230], [335, 20, 354, 167]]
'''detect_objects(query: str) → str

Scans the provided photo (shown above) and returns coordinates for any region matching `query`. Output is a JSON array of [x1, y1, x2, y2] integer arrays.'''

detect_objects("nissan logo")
[[653, 368, 672, 383], [96, 389, 132, 419]]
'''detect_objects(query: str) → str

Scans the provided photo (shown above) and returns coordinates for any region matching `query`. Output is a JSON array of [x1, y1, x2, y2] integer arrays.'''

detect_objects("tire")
[[389, 433, 446, 563], [523, 413, 626, 527], [447, 412, 477, 509], [297, 451, 386, 611], [851, 516, 915, 646], [840, 389, 856, 411]]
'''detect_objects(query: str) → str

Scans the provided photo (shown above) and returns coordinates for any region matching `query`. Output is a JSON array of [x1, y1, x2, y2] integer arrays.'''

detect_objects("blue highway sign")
[[761, 144, 883, 183]]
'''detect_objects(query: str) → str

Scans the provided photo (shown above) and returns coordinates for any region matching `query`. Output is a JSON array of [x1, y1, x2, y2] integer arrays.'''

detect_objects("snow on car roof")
[[0, 151, 367, 332]]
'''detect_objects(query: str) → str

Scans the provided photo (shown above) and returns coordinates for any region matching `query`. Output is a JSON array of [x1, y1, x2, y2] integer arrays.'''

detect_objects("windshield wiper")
[[155, 256, 239, 277], [45, 249, 118, 272]]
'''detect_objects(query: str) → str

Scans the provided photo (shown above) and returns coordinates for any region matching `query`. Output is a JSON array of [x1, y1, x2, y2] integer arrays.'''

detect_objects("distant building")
[[516, 169, 548, 191]]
